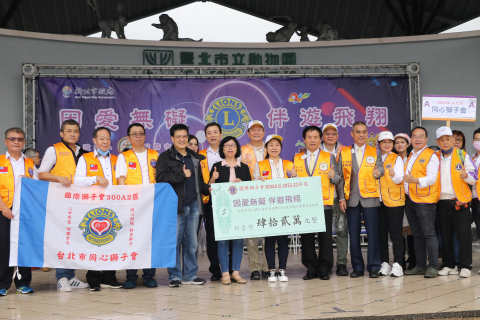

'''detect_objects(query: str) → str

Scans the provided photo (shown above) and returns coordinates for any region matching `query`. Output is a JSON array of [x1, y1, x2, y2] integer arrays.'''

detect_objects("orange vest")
[[257, 159, 294, 180], [199, 149, 210, 204], [50, 142, 77, 178], [0, 155, 34, 208], [82, 152, 118, 185], [241, 144, 266, 177], [436, 148, 472, 203], [474, 154, 480, 198], [407, 148, 440, 204], [122, 149, 158, 185], [380, 152, 405, 207], [293, 150, 335, 206], [341, 145, 380, 200]]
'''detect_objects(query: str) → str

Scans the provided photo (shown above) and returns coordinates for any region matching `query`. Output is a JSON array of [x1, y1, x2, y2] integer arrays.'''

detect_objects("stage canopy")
[[0, 0, 479, 39]]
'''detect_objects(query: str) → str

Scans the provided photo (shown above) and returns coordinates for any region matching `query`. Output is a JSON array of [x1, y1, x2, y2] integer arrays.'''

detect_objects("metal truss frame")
[[22, 63, 421, 149]]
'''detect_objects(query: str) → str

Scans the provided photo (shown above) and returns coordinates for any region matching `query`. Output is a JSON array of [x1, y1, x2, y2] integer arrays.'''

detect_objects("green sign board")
[[211, 177, 325, 241]]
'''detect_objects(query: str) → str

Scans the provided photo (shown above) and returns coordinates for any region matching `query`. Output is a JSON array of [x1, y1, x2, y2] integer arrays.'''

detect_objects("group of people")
[[1, 117, 479, 295]]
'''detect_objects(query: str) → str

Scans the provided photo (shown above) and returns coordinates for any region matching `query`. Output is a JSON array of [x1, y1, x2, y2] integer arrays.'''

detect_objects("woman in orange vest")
[[377, 131, 405, 277], [256, 134, 295, 282]]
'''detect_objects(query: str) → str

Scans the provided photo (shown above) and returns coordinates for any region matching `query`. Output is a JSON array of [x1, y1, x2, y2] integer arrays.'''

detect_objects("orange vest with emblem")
[[293, 150, 335, 206], [474, 154, 480, 198], [257, 159, 294, 180], [199, 149, 210, 204], [0, 155, 34, 208], [50, 142, 77, 178], [83, 152, 118, 185], [122, 149, 158, 185], [407, 148, 440, 204], [380, 152, 405, 207], [241, 144, 266, 177], [436, 148, 472, 203], [341, 145, 380, 200]]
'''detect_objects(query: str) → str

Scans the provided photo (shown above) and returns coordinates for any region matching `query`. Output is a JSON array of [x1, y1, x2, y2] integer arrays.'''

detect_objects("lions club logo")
[[204, 96, 252, 138], [228, 185, 238, 195], [62, 85, 73, 98], [79, 208, 122, 247]]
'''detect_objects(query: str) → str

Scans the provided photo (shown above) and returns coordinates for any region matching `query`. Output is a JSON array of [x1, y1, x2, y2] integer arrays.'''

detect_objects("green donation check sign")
[[211, 177, 325, 241]]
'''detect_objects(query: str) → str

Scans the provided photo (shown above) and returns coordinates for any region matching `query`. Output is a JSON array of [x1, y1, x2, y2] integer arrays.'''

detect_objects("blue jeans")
[[218, 239, 244, 272], [347, 205, 381, 273], [56, 268, 75, 280], [168, 202, 200, 281]]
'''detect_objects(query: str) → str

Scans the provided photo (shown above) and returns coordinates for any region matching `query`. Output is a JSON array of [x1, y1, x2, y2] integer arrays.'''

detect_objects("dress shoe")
[[302, 272, 317, 280], [404, 266, 426, 276], [369, 271, 380, 278], [250, 271, 261, 280], [336, 264, 348, 276], [210, 274, 221, 281], [350, 271, 364, 278], [319, 273, 330, 280]]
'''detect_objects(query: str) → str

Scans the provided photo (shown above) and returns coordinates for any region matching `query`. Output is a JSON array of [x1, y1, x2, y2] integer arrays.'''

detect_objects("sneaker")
[[390, 263, 404, 277], [460, 268, 472, 278], [143, 278, 158, 288], [278, 269, 288, 282], [69, 277, 88, 289], [424, 266, 438, 278], [100, 280, 122, 289], [267, 270, 277, 282], [379, 262, 392, 276], [0, 288, 6, 296], [438, 266, 458, 276], [182, 277, 206, 285], [88, 286, 101, 292], [16, 286, 33, 294], [404, 266, 426, 276], [57, 277, 72, 292], [168, 280, 181, 288], [122, 280, 136, 289]]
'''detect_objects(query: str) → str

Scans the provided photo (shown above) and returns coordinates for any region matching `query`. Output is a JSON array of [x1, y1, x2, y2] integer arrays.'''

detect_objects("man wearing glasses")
[[0, 128, 37, 296], [38, 119, 89, 292], [116, 123, 159, 289]]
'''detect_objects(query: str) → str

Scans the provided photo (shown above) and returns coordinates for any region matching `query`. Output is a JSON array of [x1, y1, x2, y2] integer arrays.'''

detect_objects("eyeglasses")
[[6, 137, 25, 143], [129, 132, 145, 137], [224, 144, 236, 149]]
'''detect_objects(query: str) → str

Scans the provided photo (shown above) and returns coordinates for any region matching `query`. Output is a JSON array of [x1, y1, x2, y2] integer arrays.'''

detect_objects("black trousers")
[[300, 209, 333, 276], [438, 200, 472, 269], [0, 214, 31, 289], [203, 203, 221, 277], [86, 270, 117, 287], [472, 198, 480, 238], [264, 235, 289, 270], [378, 204, 405, 265]]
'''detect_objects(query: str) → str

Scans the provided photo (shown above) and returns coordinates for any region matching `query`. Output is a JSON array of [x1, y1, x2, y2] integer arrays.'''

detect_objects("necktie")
[[308, 153, 315, 173], [355, 147, 363, 168]]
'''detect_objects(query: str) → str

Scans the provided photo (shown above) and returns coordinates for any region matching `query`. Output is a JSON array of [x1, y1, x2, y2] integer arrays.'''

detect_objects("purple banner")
[[36, 76, 410, 158]]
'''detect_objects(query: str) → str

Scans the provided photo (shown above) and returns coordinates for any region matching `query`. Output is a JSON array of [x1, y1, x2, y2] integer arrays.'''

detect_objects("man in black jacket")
[[156, 123, 208, 288]]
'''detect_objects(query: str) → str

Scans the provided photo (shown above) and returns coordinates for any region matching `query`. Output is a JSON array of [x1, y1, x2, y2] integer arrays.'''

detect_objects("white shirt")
[[206, 146, 222, 171], [74, 150, 114, 187], [439, 151, 476, 200], [269, 159, 285, 179], [405, 146, 439, 195], [6, 152, 38, 182], [353, 144, 366, 167], [38, 144, 81, 173], [116, 150, 150, 185], [252, 144, 265, 163], [321, 143, 340, 157], [472, 153, 480, 199]]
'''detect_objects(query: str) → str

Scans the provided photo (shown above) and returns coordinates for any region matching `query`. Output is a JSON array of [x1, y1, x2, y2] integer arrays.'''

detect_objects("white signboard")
[[422, 95, 477, 122]]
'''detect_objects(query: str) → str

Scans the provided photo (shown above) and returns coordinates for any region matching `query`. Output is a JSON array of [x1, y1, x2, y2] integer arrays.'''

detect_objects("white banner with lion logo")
[[9, 179, 178, 270]]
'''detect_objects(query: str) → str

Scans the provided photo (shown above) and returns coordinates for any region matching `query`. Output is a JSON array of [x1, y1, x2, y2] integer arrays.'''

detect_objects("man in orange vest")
[[38, 119, 89, 292], [198, 122, 223, 281], [435, 126, 475, 278], [241, 120, 268, 280], [0, 128, 36, 296], [115, 123, 159, 289], [321, 123, 348, 277], [403, 126, 440, 278], [74, 127, 122, 291], [294, 126, 342, 280], [338, 121, 383, 278]]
